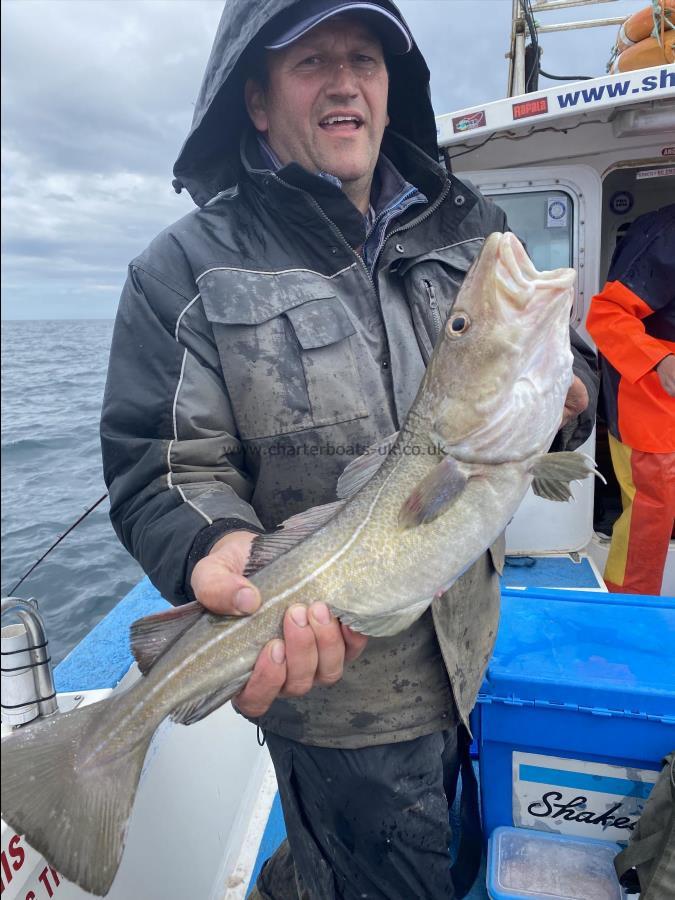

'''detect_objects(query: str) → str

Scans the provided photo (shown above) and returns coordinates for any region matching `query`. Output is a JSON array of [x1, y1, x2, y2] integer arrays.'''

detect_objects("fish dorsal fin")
[[244, 500, 346, 576], [171, 672, 249, 726], [336, 431, 399, 499], [399, 456, 470, 529], [245, 432, 398, 576], [332, 595, 432, 637], [529, 451, 603, 501], [130, 601, 205, 675]]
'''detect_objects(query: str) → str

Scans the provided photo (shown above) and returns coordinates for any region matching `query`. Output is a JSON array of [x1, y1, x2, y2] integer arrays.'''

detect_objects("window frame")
[[462, 165, 602, 338]]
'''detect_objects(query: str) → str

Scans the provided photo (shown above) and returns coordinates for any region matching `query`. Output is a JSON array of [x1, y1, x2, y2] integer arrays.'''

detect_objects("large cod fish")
[[1, 232, 597, 895]]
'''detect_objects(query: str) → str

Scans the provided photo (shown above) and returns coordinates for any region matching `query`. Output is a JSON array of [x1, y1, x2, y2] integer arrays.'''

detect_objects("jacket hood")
[[173, 0, 438, 207]]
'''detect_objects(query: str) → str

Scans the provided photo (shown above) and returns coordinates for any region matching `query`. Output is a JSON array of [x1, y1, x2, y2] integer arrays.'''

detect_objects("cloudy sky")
[[2, 0, 638, 319]]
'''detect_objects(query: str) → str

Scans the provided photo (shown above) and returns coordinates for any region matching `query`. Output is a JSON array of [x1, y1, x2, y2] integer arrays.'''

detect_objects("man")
[[101, 1, 597, 896], [587, 205, 675, 595]]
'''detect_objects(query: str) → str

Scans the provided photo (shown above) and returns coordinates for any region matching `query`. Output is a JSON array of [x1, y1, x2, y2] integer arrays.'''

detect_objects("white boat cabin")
[[438, 63, 675, 590]]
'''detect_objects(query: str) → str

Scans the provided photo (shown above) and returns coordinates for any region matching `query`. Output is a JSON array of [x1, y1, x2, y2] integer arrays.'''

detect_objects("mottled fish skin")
[[0, 232, 588, 896]]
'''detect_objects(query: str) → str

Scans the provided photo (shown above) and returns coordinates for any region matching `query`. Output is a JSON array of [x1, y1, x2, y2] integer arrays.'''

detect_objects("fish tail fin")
[[1, 697, 153, 896]]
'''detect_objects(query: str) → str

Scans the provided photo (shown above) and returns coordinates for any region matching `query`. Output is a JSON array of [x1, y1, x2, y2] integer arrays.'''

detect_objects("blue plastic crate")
[[478, 589, 675, 845]]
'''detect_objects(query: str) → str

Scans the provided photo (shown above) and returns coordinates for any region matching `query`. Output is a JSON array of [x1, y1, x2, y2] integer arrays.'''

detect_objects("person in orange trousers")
[[587, 204, 675, 595]]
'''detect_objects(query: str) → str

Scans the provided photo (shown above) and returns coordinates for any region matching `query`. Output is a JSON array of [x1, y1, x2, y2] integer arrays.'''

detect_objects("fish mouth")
[[494, 232, 576, 317]]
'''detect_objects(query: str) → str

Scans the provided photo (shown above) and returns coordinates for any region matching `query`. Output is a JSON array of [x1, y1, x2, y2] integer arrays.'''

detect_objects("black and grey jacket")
[[101, 0, 597, 745]]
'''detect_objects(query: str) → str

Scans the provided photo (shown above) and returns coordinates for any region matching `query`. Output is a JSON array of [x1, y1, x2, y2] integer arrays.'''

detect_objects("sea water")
[[1, 319, 143, 664]]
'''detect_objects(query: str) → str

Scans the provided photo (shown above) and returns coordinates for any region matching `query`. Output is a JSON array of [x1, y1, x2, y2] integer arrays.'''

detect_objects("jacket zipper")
[[274, 176, 377, 292], [272, 172, 453, 292], [386, 179, 453, 242], [268, 174, 455, 426], [423, 279, 442, 334], [366, 187, 424, 269]]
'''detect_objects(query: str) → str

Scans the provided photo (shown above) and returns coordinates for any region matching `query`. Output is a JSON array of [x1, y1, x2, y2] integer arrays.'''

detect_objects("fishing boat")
[[2, 2, 675, 898]]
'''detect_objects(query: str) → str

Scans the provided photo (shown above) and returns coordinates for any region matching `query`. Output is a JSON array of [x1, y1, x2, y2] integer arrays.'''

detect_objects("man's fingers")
[[233, 640, 286, 718], [280, 605, 319, 697], [308, 602, 345, 686], [233, 606, 367, 716], [190, 530, 260, 615], [341, 622, 369, 662], [191, 558, 261, 616], [560, 376, 589, 428]]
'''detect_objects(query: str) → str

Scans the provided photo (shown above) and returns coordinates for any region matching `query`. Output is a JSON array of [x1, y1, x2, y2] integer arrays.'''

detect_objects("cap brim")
[[265, 2, 412, 55]]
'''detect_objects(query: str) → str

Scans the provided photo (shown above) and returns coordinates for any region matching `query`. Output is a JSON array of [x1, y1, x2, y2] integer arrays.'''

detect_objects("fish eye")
[[446, 313, 471, 336]]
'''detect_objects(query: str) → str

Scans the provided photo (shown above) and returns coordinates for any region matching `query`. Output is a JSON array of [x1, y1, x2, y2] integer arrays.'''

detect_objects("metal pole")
[[536, 16, 628, 32], [1, 598, 58, 717], [514, 30, 527, 95], [530, 0, 620, 11], [507, 0, 520, 97], [508, 0, 530, 97]]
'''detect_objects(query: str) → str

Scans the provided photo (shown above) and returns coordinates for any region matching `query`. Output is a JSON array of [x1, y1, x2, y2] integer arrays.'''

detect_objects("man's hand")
[[656, 354, 675, 397], [190, 530, 368, 717], [561, 375, 589, 428]]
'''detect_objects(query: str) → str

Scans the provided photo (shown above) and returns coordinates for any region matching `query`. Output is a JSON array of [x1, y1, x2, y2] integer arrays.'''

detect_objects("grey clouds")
[[1, 0, 637, 319]]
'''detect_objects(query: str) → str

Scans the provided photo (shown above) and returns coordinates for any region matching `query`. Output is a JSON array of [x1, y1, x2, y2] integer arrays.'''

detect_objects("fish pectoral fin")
[[245, 500, 346, 575], [130, 601, 205, 676], [529, 451, 603, 502], [332, 596, 433, 638], [336, 431, 399, 499], [398, 457, 470, 529], [171, 674, 250, 726]]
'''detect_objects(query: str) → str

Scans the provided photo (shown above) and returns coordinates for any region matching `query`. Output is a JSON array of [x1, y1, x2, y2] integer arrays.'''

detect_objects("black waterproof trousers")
[[251, 728, 460, 900]]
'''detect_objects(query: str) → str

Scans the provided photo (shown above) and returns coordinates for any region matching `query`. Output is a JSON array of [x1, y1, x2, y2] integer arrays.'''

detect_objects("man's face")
[[246, 16, 390, 207]]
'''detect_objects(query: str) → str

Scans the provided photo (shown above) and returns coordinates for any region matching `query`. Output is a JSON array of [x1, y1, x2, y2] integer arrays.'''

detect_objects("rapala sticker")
[[452, 110, 487, 134], [636, 166, 675, 180], [513, 97, 548, 120], [609, 191, 633, 215], [513, 752, 658, 843], [547, 197, 568, 228]]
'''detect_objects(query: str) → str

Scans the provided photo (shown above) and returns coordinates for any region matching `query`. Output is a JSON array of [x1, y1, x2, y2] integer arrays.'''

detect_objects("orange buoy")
[[610, 33, 675, 73], [614, 1, 674, 54]]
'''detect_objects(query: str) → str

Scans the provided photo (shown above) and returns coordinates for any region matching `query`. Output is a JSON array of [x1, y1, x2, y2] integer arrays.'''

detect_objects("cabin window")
[[489, 190, 574, 272]]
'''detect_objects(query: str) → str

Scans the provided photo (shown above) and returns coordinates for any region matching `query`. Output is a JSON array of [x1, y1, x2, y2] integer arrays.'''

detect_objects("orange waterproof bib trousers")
[[604, 435, 675, 595]]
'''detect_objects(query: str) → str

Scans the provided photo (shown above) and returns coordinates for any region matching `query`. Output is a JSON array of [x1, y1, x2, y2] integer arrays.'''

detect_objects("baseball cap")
[[264, 1, 413, 55]]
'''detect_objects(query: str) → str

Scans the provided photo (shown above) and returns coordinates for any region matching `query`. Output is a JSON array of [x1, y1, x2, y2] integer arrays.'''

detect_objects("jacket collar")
[[243, 129, 367, 248], [241, 127, 450, 249]]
